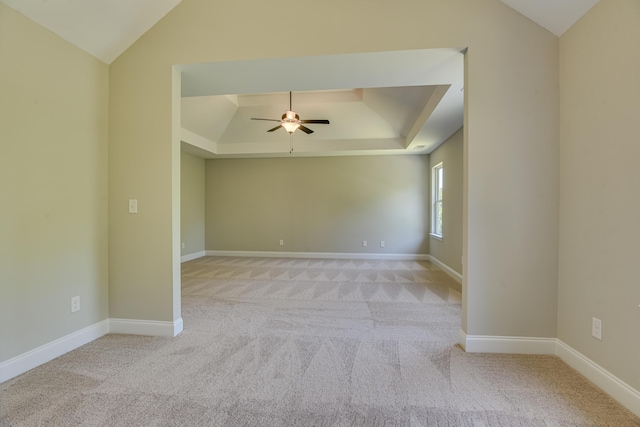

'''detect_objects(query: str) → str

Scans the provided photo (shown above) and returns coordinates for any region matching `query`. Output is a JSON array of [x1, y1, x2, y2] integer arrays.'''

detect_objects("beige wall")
[[0, 5, 109, 362], [5, 0, 639, 400], [181, 152, 205, 257], [429, 128, 463, 275], [205, 156, 430, 255], [559, 0, 640, 391], [109, 0, 559, 339]]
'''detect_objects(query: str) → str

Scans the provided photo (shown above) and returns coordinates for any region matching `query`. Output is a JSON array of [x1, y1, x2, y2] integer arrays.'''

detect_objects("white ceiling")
[[181, 87, 456, 158], [0, 0, 182, 64], [179, 49, 464, 158], [2, 0, 600, 158], [0, 0, 599, 65], [499, 0, 600, 36]]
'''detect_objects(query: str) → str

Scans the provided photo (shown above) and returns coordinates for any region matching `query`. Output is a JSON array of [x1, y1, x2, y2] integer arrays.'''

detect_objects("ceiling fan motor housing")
[[283, 111, 300, 121]]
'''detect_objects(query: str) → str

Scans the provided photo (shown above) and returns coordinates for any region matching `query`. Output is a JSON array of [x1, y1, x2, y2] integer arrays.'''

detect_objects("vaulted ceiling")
[[1, 0, 600, 158], [0, 0, 599, 64]]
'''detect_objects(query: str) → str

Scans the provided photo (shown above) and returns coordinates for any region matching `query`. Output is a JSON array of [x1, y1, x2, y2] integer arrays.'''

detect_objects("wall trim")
[[205, 250, 430, 261], [461, 333, 558, 355], [556, 340, 640, 418], [458, 329, 468, 351], [181, 251, 206, 263], [1, 317, 184, 384], [109, 317, 183, 337], [0, 319, 109, 384], [428, 255, 462, 284], [459, 332, 640, 418]]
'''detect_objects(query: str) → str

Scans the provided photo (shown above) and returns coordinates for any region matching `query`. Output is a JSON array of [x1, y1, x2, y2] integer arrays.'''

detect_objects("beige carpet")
[[2, 256, 639, 426]]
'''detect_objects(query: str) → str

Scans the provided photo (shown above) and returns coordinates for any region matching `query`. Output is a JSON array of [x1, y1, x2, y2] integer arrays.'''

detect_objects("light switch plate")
[[128, 199, 138, 214]]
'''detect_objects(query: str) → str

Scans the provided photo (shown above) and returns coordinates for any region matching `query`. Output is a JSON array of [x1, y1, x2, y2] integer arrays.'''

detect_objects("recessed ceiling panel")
[[180, 50, 465, 158]]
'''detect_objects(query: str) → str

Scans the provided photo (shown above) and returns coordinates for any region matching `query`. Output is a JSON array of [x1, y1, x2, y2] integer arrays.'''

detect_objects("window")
[[431, 162, 443, 239]]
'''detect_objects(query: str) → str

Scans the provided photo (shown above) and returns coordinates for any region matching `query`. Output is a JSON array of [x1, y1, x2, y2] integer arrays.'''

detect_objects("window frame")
[[430, 162, 443, 240]]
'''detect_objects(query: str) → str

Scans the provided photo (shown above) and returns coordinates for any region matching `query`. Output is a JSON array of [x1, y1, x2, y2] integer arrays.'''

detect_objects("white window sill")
[[429, 233, 443, 241]]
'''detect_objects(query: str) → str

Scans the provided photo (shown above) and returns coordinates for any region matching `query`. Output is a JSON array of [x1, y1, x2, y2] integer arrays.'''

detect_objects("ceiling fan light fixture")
[[282, 110, 301, 133], [251, 92, 329, 135], [282, 121, 300, 133]]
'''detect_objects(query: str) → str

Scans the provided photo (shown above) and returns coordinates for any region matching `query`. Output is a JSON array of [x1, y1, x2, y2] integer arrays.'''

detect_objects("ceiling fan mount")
[[251, 92, 330, 134]]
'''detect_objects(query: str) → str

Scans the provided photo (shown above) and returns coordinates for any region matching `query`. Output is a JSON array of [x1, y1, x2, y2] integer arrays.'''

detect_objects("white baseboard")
[[205, 250, 430, 261], [0, 320, 109, 383], [109, 317, 183, 337], [173, 317, 184, 335], [459, 331, 640, 418], [462, 333, 558, 354], [181, 251, 206, 263], [1, 317, 184, 384], [556, 340, 640, 418], [428, 255, 462, 284], [458, 329, 468, 351]]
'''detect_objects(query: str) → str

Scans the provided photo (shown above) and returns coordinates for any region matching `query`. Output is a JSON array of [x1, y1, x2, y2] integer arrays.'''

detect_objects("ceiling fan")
[[251, 92, 330, 134]]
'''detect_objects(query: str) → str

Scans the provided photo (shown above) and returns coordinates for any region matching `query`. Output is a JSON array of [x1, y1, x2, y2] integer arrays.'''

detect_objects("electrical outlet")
[[362, 240, 367, 247], [279, 239, 284, 246], [71, 296, 80, 313], [592, 317, 602, 340], [380, 240, 385, 248], [181, 242, 185, 249]]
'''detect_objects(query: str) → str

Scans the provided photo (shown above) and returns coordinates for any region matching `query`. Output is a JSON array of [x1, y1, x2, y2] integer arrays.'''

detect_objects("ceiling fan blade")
[[298, 125, 314, 134], [267, 125, 282, 132], [251, 118, 281, 122], [300, 119, 330, 124]]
